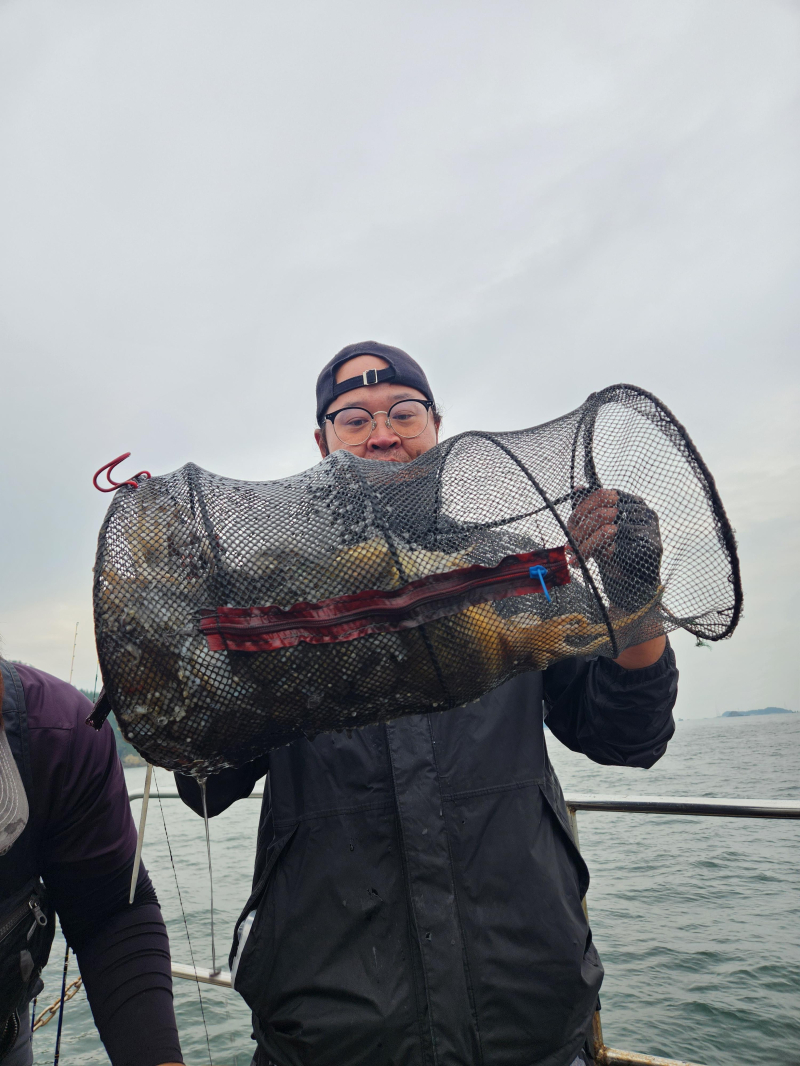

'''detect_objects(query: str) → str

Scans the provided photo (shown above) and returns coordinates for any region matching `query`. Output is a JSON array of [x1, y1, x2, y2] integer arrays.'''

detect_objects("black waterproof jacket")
[[177, 645, 677, 1066]]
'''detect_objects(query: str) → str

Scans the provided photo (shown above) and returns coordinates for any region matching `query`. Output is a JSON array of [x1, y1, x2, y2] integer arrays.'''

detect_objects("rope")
[[200, 781, 219, 975]]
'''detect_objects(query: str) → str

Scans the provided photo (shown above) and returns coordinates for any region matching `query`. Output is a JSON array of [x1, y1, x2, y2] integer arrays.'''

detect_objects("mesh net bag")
[[93, 384, 742, 774]]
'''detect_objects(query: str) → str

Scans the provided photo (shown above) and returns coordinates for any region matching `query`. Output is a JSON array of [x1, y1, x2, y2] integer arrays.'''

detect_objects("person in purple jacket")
[[0, 659, 184, 1066]]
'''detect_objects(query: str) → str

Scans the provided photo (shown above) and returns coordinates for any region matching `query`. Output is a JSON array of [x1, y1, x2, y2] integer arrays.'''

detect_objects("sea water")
[[31, 712, 799, 1066]]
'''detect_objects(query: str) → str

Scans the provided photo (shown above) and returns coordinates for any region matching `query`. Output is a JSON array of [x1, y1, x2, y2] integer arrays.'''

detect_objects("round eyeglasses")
[[323, 399, 434, 447]]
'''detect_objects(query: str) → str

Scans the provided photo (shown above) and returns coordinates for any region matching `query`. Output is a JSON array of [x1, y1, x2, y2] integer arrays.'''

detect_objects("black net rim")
[[421, 383, 742, 643]]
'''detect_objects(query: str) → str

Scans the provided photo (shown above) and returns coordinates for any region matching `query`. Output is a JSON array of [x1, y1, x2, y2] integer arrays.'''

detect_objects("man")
[[177, 341, 677, 1066], [0, 659, 184, 1066]]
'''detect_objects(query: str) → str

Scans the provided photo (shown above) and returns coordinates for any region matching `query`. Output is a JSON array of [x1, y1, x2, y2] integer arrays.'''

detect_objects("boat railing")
[[128, 789, 800, 1066]]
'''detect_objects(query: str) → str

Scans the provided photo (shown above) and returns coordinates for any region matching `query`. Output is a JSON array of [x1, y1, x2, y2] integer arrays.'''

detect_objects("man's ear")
[[314, 426, 329, 459]]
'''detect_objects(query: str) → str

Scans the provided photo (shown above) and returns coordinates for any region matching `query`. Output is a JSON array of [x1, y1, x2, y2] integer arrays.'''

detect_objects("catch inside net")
[[93, 384, 742, 775]]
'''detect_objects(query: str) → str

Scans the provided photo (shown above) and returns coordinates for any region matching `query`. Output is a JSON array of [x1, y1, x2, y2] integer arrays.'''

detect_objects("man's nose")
[[367, 418, 400, 450]]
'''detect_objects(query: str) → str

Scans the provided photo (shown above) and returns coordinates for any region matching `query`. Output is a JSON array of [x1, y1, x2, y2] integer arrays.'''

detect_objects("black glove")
[[596, 491, 662, 611]]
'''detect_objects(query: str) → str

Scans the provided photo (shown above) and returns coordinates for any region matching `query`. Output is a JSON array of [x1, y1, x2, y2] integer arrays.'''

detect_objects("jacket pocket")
[[0, 878, 54, 1044], [228, 825, 297, 984], [538, 778, 591, 900]]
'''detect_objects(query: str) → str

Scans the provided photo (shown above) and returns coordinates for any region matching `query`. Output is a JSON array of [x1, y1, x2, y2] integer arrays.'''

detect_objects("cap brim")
[[0, 727, 29, 856]]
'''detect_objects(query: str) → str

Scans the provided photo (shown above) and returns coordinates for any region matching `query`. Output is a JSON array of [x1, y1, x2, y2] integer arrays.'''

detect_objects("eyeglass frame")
[[321, 398, 435, 445]]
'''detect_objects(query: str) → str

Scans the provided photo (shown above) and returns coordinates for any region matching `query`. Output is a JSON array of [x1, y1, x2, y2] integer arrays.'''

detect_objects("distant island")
[[721, 707, 796, 718]]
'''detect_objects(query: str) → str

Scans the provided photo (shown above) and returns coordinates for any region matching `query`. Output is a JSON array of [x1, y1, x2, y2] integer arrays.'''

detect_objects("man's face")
[[315, 354, 439, 462]]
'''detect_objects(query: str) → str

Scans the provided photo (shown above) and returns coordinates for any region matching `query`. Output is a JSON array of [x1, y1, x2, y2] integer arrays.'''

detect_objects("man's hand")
[[566, 487, 666, 669], [565, 488, 619, 565]]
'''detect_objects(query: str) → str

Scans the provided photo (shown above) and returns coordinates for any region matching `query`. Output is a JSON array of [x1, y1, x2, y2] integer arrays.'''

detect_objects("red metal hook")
[[92, 453, 152, 493]]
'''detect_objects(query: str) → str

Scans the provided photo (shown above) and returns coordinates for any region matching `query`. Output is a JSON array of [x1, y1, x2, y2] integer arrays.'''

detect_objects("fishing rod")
[[68, 623, 78, 685]]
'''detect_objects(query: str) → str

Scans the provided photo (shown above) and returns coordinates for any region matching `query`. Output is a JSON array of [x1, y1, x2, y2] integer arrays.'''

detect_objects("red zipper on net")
[[199, 546, 569, 652]]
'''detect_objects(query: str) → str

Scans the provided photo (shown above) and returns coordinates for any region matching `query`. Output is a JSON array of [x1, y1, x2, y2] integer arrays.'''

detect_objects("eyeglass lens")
[[331, 400, 430, 445]]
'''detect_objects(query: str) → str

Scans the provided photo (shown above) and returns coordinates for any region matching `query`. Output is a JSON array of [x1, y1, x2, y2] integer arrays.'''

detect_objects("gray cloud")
[[1, 0, 798, 716]]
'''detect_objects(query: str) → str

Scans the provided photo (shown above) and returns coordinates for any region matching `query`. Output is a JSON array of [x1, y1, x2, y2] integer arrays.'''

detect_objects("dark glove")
[[596, 491, 663, 611]]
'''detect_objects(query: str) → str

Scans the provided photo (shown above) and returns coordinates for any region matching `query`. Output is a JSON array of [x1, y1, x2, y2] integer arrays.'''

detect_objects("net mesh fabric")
[[94, 385, 741, 775]]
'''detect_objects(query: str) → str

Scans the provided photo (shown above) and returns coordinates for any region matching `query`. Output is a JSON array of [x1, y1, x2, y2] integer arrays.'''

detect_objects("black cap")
[[316, 341, 434, 424]]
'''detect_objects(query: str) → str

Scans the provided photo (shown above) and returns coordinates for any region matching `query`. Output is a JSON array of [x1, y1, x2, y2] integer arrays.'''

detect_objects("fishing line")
[[152, 768, 213, 1066]]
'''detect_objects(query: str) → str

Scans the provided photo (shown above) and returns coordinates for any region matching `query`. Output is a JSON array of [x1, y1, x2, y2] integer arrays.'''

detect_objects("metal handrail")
[[171, 962, 232, 988], [565, 794, 800, 819], [130, 786, 798, 1065], [129, 787, 800, 819], [562, 796, 798, 1065]]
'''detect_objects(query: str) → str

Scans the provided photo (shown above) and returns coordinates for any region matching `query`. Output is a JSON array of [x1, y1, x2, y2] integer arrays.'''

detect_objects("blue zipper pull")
[[528, 565, 551, 602]]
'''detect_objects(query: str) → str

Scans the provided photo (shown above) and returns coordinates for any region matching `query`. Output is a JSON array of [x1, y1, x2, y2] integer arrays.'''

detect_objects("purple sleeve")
[[63, 863, 183, 1066], [19, 665, 137, 875], [18, 667, 183, 1065]]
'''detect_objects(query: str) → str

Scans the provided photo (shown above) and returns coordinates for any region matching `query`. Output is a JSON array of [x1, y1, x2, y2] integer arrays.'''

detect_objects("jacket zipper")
[[0, 894, 48, 947]]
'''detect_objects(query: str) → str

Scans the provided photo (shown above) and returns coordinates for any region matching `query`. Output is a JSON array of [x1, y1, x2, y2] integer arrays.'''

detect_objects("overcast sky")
[[1, 0, 798, 718]]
